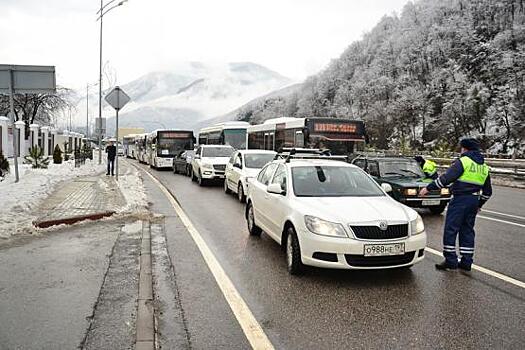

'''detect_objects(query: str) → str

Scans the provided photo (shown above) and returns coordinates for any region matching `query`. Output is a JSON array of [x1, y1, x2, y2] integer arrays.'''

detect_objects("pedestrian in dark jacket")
[[106, 141, 117, 176], [419, 138, 492, 271]]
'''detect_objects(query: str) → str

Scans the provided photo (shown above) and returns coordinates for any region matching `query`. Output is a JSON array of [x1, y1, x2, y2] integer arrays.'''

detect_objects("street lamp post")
[[96, 0, 127, 164]]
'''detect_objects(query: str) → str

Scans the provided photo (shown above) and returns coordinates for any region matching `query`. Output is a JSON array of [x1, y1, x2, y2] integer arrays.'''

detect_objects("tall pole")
[[115, 108, 119, 181], [98, 0, 103, 164], [86, 84, 89, 139], [8, 69, 19, 182]]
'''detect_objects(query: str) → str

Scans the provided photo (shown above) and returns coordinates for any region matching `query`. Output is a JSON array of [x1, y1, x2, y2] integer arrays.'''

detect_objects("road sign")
[[0, 65, 56, 94], [105, 86, 130, 110]]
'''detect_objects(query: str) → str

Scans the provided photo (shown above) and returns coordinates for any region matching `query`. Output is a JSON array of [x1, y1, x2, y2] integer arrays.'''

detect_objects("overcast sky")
[[1, 0, 409, 89]]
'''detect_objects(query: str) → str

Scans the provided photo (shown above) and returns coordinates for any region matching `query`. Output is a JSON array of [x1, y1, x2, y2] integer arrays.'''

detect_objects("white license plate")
[[422, 200, 440, 206], [364, 243, 405, 257]]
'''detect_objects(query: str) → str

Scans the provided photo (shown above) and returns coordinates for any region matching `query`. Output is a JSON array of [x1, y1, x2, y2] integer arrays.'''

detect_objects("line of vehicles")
[[123, 117, 451, 275]]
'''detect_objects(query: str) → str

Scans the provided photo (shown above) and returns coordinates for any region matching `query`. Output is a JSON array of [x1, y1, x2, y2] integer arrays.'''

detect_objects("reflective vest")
[[458, 156, 489, 185], [423, 160, 437, 176]]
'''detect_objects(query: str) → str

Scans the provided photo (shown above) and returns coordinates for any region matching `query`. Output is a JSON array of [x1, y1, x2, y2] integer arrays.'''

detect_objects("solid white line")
[[424, 247, 525, 289], [476, 215, 525, 228], [481, 209, 525, 221], [141, 167, 275, 350]]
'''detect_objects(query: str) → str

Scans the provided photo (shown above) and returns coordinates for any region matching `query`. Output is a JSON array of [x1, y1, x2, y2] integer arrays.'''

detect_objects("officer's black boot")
[[458, 261, 472, 271], [435, 261, 458, 271]]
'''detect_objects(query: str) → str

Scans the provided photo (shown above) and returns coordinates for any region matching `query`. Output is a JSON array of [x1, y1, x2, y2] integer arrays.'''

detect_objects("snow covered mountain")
[[96, 62, 292, 134]]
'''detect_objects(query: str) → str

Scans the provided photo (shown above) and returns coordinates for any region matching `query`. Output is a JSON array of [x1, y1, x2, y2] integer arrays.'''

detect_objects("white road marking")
[[141, 167, 275, 350], [424, 247, 525, 289], [476, 215, 525, 228], [481, 209, 525, 221]]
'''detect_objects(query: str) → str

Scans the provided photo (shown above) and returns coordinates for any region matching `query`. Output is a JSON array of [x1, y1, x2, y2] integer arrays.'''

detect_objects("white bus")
[[146, 129, 195, 169], [122, 134, 137, 158], [246, 117, 367, 155], [134, 133, 148, 162], [198, 121, 249, 150]]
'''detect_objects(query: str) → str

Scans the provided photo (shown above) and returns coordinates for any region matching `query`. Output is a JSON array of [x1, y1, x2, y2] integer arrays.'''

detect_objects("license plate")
[[422, 200, 440, 206], [364, 243, 405, 257]]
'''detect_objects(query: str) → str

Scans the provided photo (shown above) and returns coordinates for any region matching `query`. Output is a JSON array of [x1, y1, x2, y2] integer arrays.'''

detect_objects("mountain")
[[92, 62, 292, 134], [232, 0, 525, 155]]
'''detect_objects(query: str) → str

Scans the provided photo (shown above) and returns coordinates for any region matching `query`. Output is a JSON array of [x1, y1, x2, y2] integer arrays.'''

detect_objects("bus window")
[[223, 129, 247, 149]]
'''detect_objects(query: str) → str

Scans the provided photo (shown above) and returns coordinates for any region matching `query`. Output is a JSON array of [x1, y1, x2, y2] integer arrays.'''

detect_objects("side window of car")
[[261, 163, 278, 185], [271, 165, 287, 191], [196, 147, 201, 157], [368, 161, 380, 177], [236, 154, 243, 166]]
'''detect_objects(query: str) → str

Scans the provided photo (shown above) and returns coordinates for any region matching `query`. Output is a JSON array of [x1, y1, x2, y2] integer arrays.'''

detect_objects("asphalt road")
[[137, 163, 525, 349]]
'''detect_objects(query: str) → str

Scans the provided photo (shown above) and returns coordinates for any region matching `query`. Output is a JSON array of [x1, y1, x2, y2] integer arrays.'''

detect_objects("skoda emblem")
[[379, 221, 388, 231]]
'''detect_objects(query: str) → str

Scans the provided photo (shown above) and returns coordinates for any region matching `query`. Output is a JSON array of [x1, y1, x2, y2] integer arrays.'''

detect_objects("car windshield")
[[292, 166, 385, 197], [202, 147, 234, 157], [157, 138, 192, 157], [244, 153, 276, 168], [380, 160, 424, 178]]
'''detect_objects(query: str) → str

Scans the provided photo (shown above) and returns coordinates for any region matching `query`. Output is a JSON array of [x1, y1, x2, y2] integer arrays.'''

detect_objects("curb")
[[136, 221, 155, 350], [33, 211, 115, 229]]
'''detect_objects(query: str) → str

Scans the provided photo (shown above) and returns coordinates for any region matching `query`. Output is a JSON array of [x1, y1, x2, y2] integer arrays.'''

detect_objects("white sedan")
[[245, 158, 427, 274], [224, 150, 276, 202]]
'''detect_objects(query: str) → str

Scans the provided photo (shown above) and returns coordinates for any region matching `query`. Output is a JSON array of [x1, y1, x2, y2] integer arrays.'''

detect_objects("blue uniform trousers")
[[443, 195, 479, 267]]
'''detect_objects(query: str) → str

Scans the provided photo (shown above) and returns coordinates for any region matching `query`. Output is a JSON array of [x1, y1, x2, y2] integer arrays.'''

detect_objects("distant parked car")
[[173, 150, 195, 176], [224, 150, 276, 203]]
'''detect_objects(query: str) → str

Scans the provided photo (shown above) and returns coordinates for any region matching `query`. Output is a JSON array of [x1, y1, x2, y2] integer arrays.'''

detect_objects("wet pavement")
[[137, 163, 525, 350]]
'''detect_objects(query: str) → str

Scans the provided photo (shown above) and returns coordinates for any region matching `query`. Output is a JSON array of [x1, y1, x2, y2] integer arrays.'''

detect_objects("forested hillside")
[[236, 0, 525, 155]]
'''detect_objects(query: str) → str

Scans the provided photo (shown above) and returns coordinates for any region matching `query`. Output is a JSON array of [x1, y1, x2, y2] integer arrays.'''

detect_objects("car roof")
[[237, 150, 277, 155], [199, 144, 234, 148], [273, 159, 357, 168]]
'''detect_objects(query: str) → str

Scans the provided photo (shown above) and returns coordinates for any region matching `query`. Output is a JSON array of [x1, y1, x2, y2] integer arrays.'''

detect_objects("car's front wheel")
[[286, 227, 304, 275], [190, 167, 196, 182], [224, 179, 231, 194], [198, 171, 206, 186], [237, 183, 246, 203], [246, 202, 262, 236]]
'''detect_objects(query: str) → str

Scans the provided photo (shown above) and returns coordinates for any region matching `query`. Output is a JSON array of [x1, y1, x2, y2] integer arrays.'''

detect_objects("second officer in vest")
[[419, 138, 492, 271]]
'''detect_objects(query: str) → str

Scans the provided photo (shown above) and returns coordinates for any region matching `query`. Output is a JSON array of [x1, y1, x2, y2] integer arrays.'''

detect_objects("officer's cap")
[[460, 138, 480, 151]]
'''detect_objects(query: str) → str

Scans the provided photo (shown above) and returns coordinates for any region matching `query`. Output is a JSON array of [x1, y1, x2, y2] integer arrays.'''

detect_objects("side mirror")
[[194, 154, 200, 160], [267, 183, 285, 195], [381, 183, 393, 193], [233, 163, 242, 169]]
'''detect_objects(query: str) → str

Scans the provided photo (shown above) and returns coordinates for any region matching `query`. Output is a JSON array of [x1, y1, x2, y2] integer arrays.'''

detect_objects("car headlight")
[[441, 188, 450, 195], [201, 162, 213, 169], [405, 188, 417, 196], [410, 215, 425, 235], [304, 216, 347, 238]]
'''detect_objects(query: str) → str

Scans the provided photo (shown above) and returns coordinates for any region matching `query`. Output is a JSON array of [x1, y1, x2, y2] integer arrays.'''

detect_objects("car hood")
[[381, 176, 431, 187], [201, 157, 230, 164], [293, 196, 416, 225]]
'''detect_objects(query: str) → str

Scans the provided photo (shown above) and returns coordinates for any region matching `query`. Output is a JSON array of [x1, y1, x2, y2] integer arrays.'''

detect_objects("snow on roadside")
[[115, 162, 148, 215], [0, 160, 105, 238]]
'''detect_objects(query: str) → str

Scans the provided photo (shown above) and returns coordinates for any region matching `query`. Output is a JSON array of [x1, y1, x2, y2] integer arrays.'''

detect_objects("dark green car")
[[351, 156, 451, 214]]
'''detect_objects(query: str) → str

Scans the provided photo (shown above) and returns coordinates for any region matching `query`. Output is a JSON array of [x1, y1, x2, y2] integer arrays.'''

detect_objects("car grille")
[[350, 224, 408, 240], [345, 252, 415, 267], [213, 164, 226, 171]]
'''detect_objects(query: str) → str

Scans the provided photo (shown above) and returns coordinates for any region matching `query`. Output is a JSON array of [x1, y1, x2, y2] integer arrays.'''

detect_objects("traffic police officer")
[[419, 138, 492, 271], [414, 156, 438, 180]]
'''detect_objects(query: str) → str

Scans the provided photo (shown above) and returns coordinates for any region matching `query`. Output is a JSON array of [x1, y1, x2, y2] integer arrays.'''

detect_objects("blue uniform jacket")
[[426, 150, 492, 207]]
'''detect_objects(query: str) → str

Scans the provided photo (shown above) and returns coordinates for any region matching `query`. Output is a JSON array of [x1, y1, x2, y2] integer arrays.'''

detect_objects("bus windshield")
[[224, 129, 247, 149], [157, 137, 193, 157]]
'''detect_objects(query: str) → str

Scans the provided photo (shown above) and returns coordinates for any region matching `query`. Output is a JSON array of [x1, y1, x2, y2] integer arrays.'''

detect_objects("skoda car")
[[352, 156, 451, 214], [224, 150, 277, 202], [245, 156, 427, 274]]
